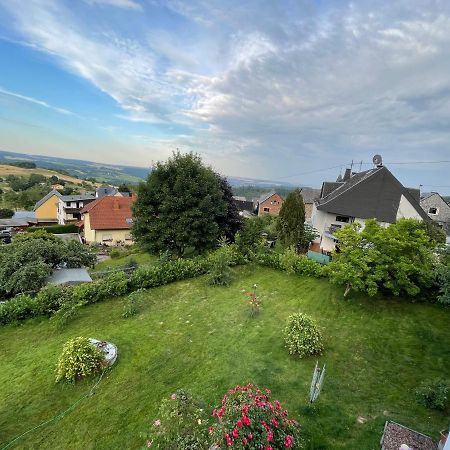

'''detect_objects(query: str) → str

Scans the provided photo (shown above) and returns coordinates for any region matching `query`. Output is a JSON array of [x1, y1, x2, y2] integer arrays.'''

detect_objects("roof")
[[258, 191, 280, 203], [0, 217, 38, 228], [13, 210, 36, 219], [60, 194, 96, 202], [317, 166, 430, 223], [380, 421, 436, 450], [33, 189, 62, 211], [300, 188, 321, 204], [81, 195, 134, 230], [47, 268, 92, 286], [96, 186, 118, 198]]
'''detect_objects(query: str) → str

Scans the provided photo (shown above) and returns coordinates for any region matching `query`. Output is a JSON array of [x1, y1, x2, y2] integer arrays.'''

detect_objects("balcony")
[[323, 224, 342, 240]]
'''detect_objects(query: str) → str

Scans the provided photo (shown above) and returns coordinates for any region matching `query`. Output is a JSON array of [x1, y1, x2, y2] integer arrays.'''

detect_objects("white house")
[[311, 159, 429, 254], [57, 194, 96, 225]]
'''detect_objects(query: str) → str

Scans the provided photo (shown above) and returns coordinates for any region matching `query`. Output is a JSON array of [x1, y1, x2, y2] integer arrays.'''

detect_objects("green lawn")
[[92, 251, 156, 271], [0, 266, 449, 449]]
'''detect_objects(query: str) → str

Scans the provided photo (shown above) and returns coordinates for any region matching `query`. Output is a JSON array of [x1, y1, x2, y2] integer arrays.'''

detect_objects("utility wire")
[[1, 370, 108, 450]]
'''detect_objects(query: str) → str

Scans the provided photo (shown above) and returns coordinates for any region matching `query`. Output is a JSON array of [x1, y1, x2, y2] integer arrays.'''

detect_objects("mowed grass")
[[92, 251, 156, 271], [0, 266, 449, 449]]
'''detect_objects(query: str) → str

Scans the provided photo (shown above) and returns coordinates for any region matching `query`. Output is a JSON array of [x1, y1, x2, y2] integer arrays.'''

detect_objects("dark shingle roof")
[[300, 188, 321, 203], [60, 194, 96, 202], [317, 166, 429, 223]]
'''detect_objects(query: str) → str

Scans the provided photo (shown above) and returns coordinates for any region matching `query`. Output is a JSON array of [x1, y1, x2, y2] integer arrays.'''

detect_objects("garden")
[[1, 265, 449, 449]]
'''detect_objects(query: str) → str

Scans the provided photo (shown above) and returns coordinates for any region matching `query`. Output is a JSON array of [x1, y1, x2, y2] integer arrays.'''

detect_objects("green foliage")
[[7, 160, 36, 169], [207, 245, 233, 286], [0, 208, 14, 218], [28, 224, 79, 234], [234, 217, 265, 257], [415, 379, 449, 410], [329, 219, 437, 298], [132, 152, 228, 256], [232, 184, 295, 200], [124, 257, 139, 271], [277, 188, 306, 250], [109, 248, 123, 259], [0, 294, 38, 325], [436, 263, 450, 305], [142, 389, 209, 449], [419, 220, 447, 245], [0, 232, 95, 296], [284, 313, 324, 358], [279, 246, 298, 274], [122, 289, 145, 318], [52, 298, 86, 330], [55, 337, 105, 383]]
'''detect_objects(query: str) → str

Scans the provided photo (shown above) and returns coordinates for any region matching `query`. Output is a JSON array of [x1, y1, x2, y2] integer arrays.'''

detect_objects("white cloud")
[[83, 0, 142, 10], [0, 86, 74, 115]]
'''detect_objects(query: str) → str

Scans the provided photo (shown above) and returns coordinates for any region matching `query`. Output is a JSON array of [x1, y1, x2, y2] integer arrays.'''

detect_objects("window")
[[428, 207, 438, 215], [66, 202, 71, 207], [263, 207, 270, 212], [125, 234, 132, 240], [102, 234, 113, 242], [335, 215, 350, 223]]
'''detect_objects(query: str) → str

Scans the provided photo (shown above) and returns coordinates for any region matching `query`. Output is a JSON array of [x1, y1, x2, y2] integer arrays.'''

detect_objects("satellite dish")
[[373, 154, 383, 167]]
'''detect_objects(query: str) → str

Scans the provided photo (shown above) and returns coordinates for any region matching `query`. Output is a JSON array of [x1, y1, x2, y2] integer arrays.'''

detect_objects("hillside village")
[[0, 153, 449, 450]]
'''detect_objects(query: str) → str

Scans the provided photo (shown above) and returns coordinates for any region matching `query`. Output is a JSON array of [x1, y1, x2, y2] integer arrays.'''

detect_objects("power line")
[[361, 159, 450, 165], [275, 164, 344, 180]]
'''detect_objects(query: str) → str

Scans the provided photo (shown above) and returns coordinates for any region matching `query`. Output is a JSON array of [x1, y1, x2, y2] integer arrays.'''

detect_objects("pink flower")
[[243, 438, 248, 445], [242, 415, 251, 426], [267, 431, 273, 442], [284, 435, 294, 448], [271, 418, 279, 427], [225, 434, 233, 446], [266, 447, 273, 450], [153, 419, 161, 427], [209, 427, 213, 434], [170, 393, 177, 400], [232, 428, 239, 438], [237, 419, 243, 428], [248, 432, 253, 440]]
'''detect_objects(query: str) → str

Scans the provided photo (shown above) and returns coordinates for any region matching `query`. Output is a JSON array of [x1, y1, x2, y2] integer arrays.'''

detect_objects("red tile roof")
[[81, 196, 135, 230]]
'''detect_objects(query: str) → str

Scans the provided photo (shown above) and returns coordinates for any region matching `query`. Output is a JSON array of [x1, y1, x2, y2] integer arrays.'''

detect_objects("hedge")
[[28, 224, 79, 234]]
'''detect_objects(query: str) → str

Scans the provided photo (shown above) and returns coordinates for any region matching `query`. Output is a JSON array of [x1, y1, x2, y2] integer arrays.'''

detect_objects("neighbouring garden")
[[0, 266, 449, 449]]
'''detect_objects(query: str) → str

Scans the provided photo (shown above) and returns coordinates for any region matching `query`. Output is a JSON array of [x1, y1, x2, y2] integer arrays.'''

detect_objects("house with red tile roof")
[[80, 196, 135, 246]]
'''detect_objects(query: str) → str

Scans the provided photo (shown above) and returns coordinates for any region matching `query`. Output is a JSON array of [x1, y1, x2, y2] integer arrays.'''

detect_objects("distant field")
[[0, 165, 98, 186]]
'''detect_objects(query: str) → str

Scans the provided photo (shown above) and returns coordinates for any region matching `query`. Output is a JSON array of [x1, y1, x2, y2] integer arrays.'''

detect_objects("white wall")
[[396, 194, 423, 220]]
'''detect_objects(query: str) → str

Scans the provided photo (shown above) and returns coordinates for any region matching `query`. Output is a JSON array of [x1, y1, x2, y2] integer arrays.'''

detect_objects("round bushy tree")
[[284, 313, 324, 358], [55, 337, 105, 383], [132, 152, 233, 257]]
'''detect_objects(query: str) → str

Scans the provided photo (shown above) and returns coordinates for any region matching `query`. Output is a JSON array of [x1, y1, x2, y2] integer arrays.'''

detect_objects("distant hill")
[[0, 149, 299, 188]]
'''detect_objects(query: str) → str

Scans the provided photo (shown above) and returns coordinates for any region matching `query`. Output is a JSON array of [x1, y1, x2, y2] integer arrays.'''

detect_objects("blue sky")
[[1, 0, 450, 192]]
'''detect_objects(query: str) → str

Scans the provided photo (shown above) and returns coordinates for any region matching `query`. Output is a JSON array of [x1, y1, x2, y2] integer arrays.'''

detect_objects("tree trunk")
[[344, 283, 352, 298]]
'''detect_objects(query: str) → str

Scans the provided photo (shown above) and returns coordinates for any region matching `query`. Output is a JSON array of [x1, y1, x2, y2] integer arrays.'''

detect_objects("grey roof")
[[0, 217, 37, 228], [33, 189, 62, 211], [13, 210, 36, 219], [407, 188, 420, 203], [47, 268, 92, 286], [317, 166, 430, 223], [60, 194, 96, 202], [321, 182, 344, 198], [96, 186, 118, 198], [300, 188, 321, 204], [258, 191, 278, 203], [55, 233, 82, 242]]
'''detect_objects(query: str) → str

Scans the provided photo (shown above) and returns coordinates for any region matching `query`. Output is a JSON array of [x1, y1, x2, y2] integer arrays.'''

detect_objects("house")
[[33, 189, 62, 224], [232, 196, 255, 216], [311, 159, 429, 254], [300, 188, 321, 221], [420, 192, 450, 235], [57, 194, 96, 224], [96, 186, 122, 198], [80, 195, 135, 246], [257, 192, 284, 216]]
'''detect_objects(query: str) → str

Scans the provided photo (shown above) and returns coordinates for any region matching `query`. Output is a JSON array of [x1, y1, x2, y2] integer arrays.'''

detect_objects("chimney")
[[342, 168, 352, 181]]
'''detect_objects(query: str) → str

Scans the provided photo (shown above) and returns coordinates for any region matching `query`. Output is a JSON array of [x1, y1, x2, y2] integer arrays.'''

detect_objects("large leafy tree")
[[329, 219, 436, 298], [132, 152, 232, 256], [276, 188, 305, 251]]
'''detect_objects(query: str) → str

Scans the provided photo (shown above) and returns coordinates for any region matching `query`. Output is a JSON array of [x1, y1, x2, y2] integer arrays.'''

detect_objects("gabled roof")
[[81, 196, 134, 230], [33, 189, 62, 211], [300, 188, 321, 204], [60, 194, 96, 202], [317, 166, 429, 223], [258, 191, 279, 203], [96, 186, 118, 198]]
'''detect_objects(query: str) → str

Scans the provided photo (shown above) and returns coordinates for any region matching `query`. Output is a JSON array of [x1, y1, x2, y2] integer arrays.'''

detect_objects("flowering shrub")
[[142, 389, 209, 449], [55, 336, 105, 383], [210, 384, 302, 449], [244, 284, 262, 317], [283, 313, 324, 358]]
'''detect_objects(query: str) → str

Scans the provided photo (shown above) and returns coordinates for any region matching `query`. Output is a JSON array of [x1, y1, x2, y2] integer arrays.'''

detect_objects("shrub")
[[109, 248, 123, 259], [35, 284, 71, 316], [0, 294, 38, 325], [122, 289, 145, 318], [124, 257, 139, 271], [284, 313, 324, 358], [210, 384, 302, 449], [28, 224, 79, 234], [52, 298, 86, 329], [142, 389, 209, 449], [55, 337, 105, 383], [207, 247, 232, 286], [415, 379, 449, 410], [279, 246, 298, 274]]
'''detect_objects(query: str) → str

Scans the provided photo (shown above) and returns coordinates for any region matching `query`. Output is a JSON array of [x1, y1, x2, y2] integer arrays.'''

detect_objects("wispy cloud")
[[0, 86, 74, 115], [83, 0, 142, 10]]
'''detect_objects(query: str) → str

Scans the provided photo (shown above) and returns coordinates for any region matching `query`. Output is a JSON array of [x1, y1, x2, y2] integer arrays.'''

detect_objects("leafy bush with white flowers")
[[283, 313, 324, 358]]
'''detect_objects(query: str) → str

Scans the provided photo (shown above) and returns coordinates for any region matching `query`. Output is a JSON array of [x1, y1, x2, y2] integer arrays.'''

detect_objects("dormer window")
[[428, 207, 438, 215]]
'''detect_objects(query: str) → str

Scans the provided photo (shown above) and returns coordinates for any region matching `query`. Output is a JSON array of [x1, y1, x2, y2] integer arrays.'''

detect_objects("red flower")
[[267, 431, 273, 442], [243, 438, 248, 446], [232, 428, 239, 439], [209, 427, 213, 434], [271, 418, 279, 427], [284, 435, 294, 448], [266, 447, 273, 450], [248, 432, 253, 440], [237, 419, 243, 428], [226, 434, 233, 446], [242, 415, 251, 426]]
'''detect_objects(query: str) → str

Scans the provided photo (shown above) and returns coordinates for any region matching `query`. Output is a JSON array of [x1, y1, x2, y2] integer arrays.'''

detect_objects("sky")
[[1, 0, 450, 192]]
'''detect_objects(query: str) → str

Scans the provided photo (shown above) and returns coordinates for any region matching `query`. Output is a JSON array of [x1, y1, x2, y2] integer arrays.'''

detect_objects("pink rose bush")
[[210, 384, 302, 449]]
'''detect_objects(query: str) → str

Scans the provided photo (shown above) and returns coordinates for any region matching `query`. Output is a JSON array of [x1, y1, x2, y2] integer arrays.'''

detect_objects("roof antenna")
[[372, 154, 383, 168], [359, 160, 363, 172]]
